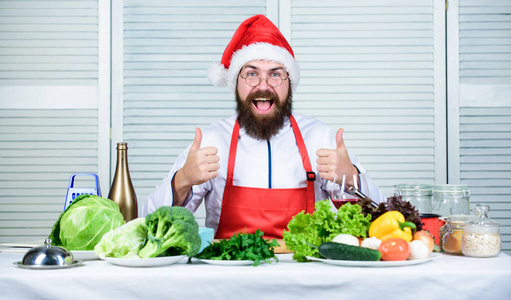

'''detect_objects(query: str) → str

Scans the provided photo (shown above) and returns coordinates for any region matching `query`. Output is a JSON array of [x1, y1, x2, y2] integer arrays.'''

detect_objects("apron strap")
[[227, 115, 315, 213], [289, 115, 316, 214], [226, 121, 240, 186]]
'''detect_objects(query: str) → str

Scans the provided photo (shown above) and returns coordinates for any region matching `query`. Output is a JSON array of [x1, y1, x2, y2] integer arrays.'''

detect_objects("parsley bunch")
[[195, 229, 279, 266]]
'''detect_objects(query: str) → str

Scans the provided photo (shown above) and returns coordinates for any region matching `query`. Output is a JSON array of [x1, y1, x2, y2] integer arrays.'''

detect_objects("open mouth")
[[253, 97, 274, 114]]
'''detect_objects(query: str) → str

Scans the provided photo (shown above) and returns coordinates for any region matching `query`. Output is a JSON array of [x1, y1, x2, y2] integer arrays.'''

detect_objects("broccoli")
[[138, 206, 201, 258]]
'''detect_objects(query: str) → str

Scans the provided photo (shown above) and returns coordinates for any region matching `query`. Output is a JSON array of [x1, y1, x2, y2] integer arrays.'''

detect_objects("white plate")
[[198, 259, 256, 266], [104, 255, 186, 267], [71, 250, 100, 261], [0, 248, 28, 253], [0, 241, 42, 248], [306, 253, 441, 267], [198, 258, 276, 266]]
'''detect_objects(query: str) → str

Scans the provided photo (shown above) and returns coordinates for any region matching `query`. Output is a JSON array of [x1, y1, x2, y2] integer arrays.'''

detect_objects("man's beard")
[[235, 88, 293, 141]]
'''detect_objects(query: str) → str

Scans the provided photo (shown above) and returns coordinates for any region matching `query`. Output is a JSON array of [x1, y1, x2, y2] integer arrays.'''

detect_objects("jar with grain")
[[441, 215, 473, 254], [462, 204, 501, 258]]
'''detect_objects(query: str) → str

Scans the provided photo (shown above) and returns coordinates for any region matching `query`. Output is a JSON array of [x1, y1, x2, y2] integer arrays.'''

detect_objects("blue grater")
[[64, 173, 102, 210]]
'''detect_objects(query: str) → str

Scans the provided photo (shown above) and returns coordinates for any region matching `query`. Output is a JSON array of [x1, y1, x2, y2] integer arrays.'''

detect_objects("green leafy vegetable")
[[138, 206, 201, 258], [196, 229, 279, 266], [283, 200, 371, 262], [337, 202, 372, 237], [356, 197, 387, 221], [48, 194, 125, 250], [94, 218, 147, 259]]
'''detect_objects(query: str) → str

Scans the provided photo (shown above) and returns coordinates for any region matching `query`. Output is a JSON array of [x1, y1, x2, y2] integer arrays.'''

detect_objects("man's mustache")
[[246, 91, 279, 103]]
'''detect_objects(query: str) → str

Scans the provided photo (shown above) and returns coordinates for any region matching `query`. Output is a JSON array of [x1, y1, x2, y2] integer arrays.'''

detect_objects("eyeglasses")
[[239, 70, 289, 87]]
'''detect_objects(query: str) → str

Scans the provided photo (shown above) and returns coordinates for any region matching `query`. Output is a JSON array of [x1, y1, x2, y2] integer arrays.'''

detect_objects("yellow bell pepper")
[[368, 211, 416, 242]]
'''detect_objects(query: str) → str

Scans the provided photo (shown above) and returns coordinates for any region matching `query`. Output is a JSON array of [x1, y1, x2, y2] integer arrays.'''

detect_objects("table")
[[1, 251, 511, 300]]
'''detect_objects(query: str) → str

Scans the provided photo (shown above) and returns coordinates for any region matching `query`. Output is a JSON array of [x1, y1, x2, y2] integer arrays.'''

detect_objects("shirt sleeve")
[[141, 142, 213, 216], [350, 156, 386, 204], [141, 142, 189, 216]]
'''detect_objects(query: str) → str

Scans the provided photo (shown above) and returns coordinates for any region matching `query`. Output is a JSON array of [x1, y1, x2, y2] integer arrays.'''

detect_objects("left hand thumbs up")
[[336, 128, 346, 152], [316, 128, 358, 185]]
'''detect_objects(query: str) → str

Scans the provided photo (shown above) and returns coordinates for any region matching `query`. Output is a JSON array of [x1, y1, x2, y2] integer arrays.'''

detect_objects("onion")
[[408, 240, 430, 260], [413, 231, 435, 254], [332, 234, 359, 246], [360, 237, 382, 250]]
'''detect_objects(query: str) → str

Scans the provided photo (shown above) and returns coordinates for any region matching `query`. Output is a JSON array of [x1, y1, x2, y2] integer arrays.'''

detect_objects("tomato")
[[378, 238, 410, 261], [413, 231, 434, 254]]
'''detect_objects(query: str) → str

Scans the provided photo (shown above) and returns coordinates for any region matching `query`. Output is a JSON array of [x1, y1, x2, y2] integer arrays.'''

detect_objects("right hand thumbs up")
[[180, 128, 220, 187], [190, 127, 202, 150]]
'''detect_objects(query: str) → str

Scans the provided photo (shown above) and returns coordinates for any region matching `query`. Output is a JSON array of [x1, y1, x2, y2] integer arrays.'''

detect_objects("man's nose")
[[255, 77, 272, 91]]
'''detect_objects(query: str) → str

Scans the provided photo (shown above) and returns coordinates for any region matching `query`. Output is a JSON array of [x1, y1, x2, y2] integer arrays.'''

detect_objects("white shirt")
[[142, 113, 385, 232]]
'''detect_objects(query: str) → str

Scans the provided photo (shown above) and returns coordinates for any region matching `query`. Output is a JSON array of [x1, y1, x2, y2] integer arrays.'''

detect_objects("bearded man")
[[142, 15, 384, 239]]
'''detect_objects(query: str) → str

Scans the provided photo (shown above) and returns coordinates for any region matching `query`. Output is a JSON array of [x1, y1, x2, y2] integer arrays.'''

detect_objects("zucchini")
[[318, 242, 381, 261]]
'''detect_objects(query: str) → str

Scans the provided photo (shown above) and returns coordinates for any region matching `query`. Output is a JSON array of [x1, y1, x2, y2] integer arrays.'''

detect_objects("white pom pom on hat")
[[207, 14, 300, 92], [207, 62, 228, 88]]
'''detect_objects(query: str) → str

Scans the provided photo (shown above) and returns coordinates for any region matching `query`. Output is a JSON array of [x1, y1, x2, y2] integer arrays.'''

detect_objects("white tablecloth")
[[1, 251, 511, 300]]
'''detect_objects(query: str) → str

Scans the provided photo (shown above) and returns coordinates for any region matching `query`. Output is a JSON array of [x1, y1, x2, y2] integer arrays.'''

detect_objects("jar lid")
[[433, 184, 469, 192], [396, 184, 432, 196], [463, 204, 500, 234], [448, 214, 473, 228], [433, 184, 470, 197]]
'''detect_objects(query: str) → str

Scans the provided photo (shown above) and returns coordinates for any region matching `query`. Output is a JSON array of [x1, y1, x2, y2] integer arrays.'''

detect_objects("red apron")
[[215, 115, 316, 239]]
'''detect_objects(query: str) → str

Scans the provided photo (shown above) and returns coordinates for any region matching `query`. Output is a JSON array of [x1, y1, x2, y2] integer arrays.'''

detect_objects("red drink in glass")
[[331, 198, 359, 209]]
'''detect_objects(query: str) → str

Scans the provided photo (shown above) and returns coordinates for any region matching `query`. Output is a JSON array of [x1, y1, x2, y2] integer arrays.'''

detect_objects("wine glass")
[[330, 174, 359, 209]]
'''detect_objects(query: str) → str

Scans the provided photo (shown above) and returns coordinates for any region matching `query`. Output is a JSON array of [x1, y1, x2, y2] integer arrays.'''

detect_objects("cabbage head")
[[48, 194, 125, 250], [94, 217, 147, 259]]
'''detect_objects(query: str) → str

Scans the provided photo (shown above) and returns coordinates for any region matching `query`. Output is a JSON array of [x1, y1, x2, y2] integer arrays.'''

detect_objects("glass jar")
[[441, 215, 473, 254], [462, 204, 501, 258], [433, 184, 470, 217], [395, 184, 432, 214]]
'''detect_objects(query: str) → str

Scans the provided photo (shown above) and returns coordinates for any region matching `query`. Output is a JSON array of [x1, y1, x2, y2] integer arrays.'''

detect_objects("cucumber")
[[318, 242, 381, 261]]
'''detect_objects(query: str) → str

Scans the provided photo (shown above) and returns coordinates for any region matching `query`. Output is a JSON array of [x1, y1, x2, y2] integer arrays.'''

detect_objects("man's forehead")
[[242, 60, 286, 71]]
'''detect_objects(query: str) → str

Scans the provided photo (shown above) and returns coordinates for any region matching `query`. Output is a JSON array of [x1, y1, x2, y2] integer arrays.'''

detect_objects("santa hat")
[[207, 14, 300, 92]]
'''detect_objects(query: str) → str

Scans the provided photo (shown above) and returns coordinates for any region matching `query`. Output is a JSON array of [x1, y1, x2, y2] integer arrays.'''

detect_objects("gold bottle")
[[108, 142, 138, 221]]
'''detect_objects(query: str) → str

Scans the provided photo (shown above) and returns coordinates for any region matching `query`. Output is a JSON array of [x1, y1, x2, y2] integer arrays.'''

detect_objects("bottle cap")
[[117, 142, 128, 150]]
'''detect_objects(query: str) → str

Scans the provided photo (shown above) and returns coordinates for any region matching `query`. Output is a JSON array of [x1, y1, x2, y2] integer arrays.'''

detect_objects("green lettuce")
[[48, 194, 125, 250], [283, 200, 371, 262], [94, 206, 202, 258], [337, 202, 371, 237], [94, 218, 147, 259]]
